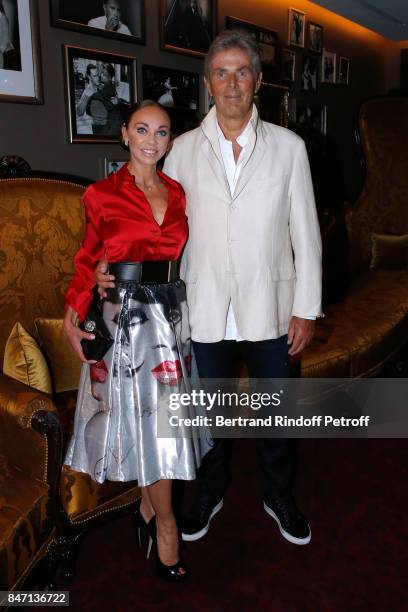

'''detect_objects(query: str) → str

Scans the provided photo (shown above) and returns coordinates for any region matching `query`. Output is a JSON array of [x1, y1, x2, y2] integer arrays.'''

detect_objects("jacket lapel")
[[232, 106, 267, 201], [200, 108, 232, 199]]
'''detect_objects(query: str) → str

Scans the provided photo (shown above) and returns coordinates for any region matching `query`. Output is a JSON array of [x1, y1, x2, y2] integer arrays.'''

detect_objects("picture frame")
[[50, 0, 146, 45], [0, 0, 43, 104], [288, 96, 297, 123], [104, 158, 127, 177], [282, 48, 296, 82], [204, 88, 214, 114], [308, 22, 323, 53], [338, 56, 350, 84], [226, 16, 278, 82], [255, 82, 290, 128], [142, 65, 200, 111], [296, 102, 327, 135], [321, 49, 336, 84], [160, 0, 217, 58], [300, 54, 318, 94], [64, 45, 137, 144], [288, 8, 305, 48]]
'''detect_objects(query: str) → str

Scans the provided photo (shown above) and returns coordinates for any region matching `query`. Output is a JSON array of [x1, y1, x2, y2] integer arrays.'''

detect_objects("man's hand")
[[94, 257, 115, 299], [287, 316, 315, 356], [105, 16, 120, 31], [63, 305, 97, 364]]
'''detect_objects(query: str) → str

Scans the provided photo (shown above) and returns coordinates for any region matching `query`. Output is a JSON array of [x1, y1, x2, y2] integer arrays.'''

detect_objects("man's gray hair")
[[204, 29, 262, 79]]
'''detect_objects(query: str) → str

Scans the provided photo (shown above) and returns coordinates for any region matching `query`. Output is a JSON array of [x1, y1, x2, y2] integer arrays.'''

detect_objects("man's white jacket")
[[163, 105, 323, 342]]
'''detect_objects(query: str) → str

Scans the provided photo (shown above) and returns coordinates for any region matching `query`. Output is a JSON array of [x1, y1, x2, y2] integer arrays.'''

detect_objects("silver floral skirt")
[[64, 279, 212, 485]]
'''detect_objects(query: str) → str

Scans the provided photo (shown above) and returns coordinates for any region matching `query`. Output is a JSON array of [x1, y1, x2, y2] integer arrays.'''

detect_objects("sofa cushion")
[[302, 270, 408, 378], [3, 323, 52, 394], [35, 318, 81, 393], [60, 465, 139, 523], [370, 233, 408, 270], [0, 457, 50, 590]]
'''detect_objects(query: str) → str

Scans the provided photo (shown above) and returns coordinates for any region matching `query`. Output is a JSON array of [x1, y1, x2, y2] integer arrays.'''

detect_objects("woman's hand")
[[94, 258, 115, 298], [63, 305, 97, 364]]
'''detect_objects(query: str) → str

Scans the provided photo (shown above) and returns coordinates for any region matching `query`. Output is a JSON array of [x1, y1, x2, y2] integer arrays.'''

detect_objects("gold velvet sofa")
[[0, 163, 140, 594], [300, 97, 408, 377]]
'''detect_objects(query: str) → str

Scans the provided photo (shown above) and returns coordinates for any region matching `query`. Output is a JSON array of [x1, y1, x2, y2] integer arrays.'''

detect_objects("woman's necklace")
[[137, 183, 154, 191], [133, 178, 157, 192], [128, 164, 157, 192]]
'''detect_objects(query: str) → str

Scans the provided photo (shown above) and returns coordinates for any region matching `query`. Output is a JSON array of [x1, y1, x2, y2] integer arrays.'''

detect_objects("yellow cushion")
[[2, 323, 52, 394], [370, 233, 408, 269], [34, 318, 81, 393]]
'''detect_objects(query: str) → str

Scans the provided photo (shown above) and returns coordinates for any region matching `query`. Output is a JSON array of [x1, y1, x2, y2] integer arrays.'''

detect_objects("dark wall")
[[218, 0, 400, 202], [0, 0, 401, 199], [0, 1, 203, 180]]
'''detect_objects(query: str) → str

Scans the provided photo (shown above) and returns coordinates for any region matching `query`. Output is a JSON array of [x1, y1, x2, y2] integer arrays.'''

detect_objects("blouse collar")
[[120, 162, 176, 192]]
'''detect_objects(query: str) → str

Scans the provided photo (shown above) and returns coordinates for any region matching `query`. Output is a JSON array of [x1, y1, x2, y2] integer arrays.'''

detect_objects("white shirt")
[[217, 120, 252, 341], [87, 15, 131, 35]]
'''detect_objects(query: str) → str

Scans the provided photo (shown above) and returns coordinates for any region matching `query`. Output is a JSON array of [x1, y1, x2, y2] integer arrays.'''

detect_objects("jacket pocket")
[[268, 267, 296, 282]]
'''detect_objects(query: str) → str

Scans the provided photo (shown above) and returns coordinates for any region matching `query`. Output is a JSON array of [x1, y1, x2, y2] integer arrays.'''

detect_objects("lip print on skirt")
[[64, 279, 213, 485]]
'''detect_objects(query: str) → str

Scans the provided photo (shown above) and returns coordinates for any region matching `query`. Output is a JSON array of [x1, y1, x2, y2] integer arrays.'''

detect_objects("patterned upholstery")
[[0, 175, 140, 591], [347, 98, 408, 276], [301, 98, 408, 377], [0, 178, 85, 364], [0, 374, 56, 591], [0, 461, 51, 591]]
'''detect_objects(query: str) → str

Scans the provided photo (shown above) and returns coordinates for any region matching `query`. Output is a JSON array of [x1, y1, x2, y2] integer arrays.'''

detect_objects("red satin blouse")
[[65, 164, 188, 321]]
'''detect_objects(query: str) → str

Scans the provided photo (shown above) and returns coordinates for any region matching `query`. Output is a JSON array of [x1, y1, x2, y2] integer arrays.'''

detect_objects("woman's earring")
[[124, 139, 129, 147]]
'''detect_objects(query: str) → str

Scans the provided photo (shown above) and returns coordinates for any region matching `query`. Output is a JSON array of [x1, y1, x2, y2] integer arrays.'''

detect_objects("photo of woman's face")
[[102, 293, 192, 393]]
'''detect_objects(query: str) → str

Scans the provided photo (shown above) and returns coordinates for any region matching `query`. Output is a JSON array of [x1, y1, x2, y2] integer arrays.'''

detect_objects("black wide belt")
[[109, 261, 179, 284]]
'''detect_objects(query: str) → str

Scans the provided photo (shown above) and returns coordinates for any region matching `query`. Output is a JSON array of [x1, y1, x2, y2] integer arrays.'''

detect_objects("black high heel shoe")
[[133, 498, 156, 559], [154, 523, 188, 583]]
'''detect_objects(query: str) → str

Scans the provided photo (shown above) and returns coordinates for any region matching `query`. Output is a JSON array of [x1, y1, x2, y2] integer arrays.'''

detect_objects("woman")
[[0, 0, 14, 70], [63, 100, 211, 582], [157, 76, 178, 107]]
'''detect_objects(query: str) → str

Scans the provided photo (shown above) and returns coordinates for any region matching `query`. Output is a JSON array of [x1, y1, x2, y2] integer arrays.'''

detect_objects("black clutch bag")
[[80, 298, 113, 361]]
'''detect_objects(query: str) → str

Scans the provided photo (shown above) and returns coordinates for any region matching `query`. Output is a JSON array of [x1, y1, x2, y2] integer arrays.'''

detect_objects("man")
[[88, 0, 131, 35], [96, 30, 322, 546], [182, 0, 211, 52], [86, 63, 126, 136], [76, 64, 100, 128]]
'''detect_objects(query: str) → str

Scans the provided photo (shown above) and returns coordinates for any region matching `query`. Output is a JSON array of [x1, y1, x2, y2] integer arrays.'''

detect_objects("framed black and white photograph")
[[105, 158, 127, 177], [50, 0, 145, 44], [308, 22, 323, 53], [282, 48, 296, 82], [321, 49, 336, 83], [64, 45, 137, 143], [296, 103, 327, 134], [0, 0, 42, 103], [142, 65, 199, 111], [255, 83, 290, 128], [160, 0, 217, 57], [226, 16, 278, 82], [338, 56, 350, 84], [301, 55, 318, 93], [288, 8, 305, 48]]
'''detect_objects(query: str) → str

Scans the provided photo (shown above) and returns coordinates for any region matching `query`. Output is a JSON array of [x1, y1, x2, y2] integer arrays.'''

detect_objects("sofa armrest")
[[0, 373, 62, 484]]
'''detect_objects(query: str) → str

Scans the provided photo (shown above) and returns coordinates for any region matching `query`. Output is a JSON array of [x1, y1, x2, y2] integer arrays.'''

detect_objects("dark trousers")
[[192, 336, 293, 505]]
